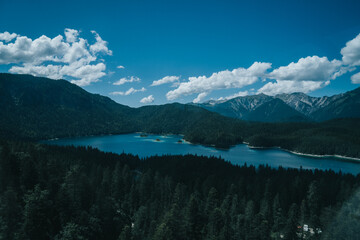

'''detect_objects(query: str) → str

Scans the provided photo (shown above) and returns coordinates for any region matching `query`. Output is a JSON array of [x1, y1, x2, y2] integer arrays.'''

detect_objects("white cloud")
[[90, 30, 112, 55], [269, 56, 343, 82], [117, 65, 125, 69], [0, 32, 18, 42], [64, 28, 79, 43], [10, 64, 63, 80], [341, 33, 360, 66], [110, 87, 146, 96], [151, 76, 180, 86], [255, 56, 346, 95], [166, 62, 271, 100], [258, 80, 329, 96], [113, 76, 140, 85], [218, 91, 249, 101], [68, 63, 107, 86], [0, 29, 112, 86], [192, 92, 208, 103], [140, 95, 154, 104], [0, 35, 68, 65], [165, 34, 360, 100], [351, 72, 360, 84]]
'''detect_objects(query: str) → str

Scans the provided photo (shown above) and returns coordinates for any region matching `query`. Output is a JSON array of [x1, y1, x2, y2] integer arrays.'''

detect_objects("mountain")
[[245, 98, 309, 122], [275, 92, 329, 115], [0, 73, 139, 140], [194, 94, 273, 119], [194, 94, 309, 122], [195, 88, 360, 122], [0, 73, 241, 147], [310, 88, 360, 121], [2, 73, 360, 157]]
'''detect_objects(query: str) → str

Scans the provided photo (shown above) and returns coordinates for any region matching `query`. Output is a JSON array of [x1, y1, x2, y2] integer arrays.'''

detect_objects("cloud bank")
[[0, 28, 112, 86], [269, 56, 343, 82], [258, 80, 328, 95], [166, 62, 271, 100], [258, 56, 342, 95], [166, 33, 360, 102]]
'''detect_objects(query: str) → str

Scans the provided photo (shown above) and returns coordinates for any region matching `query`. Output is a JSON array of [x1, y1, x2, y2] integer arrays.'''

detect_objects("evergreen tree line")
[[0, 141, 359, 239]]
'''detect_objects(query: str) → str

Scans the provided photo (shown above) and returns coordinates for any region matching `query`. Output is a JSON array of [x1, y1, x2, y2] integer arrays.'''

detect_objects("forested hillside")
[[2, 73, 360, 157], [0, 141, 359, 240]]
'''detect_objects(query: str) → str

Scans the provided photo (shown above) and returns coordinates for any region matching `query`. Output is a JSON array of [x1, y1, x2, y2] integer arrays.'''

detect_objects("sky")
[[1, 0, 360, 107]]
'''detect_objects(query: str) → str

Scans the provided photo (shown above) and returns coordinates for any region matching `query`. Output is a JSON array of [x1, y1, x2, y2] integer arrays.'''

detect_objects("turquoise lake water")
[[45, 133, 360, 175]]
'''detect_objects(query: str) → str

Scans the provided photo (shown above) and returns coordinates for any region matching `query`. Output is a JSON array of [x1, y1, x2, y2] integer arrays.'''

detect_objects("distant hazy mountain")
[[194, 88, 360, 122]]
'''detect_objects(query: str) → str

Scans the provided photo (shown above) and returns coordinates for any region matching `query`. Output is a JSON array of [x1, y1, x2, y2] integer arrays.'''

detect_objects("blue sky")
[[1, 0, 360, 107]]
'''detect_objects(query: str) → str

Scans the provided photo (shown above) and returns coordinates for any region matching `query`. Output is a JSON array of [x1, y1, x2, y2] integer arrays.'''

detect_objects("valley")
[[1, 73, 360, 159]]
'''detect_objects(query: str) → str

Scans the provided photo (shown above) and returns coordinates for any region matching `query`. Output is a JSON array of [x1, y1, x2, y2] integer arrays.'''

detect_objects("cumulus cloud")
[[258, 80, 329, 96], [110, 87, 146, 96], [218, 91, 249, 101], [269, 56, 343, 82], [90, 30, 112, 55], [351, 72, 360, 84], [341, 33, 360, 66], [113, 76, 140, 85], [0, 31, 18, 42], [117, 65, 125, 69], [166, 62, 271, 100], [0, 29, 112, 86], [140, 95, 154, 104], [255, 56, 349, 95], [164, 34, 360, 100], [192, 92, 208, 103], [64, 28, 79, 43], [151, 76, 180, 86]]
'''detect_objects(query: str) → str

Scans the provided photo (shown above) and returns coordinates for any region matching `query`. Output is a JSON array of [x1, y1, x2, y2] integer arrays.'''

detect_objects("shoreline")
[[44, 132, 360, 163], [246, 144, 360, 162]]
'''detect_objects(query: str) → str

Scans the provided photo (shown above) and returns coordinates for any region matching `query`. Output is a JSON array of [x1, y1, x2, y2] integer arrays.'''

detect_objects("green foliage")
[[0, 141, 359, 239]]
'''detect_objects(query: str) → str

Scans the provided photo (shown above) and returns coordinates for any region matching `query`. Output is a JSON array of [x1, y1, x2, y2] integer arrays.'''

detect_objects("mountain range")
[[193, 88, 360, 122], [1, 73, 360, 157], [0, 73, 239, 147]]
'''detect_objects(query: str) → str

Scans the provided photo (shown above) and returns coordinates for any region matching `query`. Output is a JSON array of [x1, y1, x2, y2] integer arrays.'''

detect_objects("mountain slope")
[[195, 88, 360, 122], [194, 94, 308, 122], [0, 73, 140, 140], [245, 98, 309, 122], [193, 94, 274, 119], [275, 92, 327, 115], [0, 73, 243, 147], [310, 88, 360, 121], [2, 73, 360, 157]]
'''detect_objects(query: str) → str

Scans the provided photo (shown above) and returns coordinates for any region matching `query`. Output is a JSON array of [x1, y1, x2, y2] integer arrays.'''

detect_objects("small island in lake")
[[155, 138, 161, 142], [140, 134, 148, 137], [177, 140, 183, 143]]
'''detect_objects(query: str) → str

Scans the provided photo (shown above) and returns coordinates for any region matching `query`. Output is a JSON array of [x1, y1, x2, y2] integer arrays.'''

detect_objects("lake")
[[45, 133, 360, 175]]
